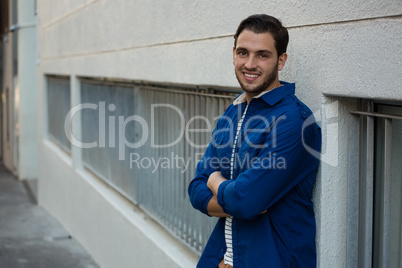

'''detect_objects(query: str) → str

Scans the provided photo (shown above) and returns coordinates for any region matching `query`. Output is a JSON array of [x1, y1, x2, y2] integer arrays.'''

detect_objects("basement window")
[[352, 100, 402, 267]]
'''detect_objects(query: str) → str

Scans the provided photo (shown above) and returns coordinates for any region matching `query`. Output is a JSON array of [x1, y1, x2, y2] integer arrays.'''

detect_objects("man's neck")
[[245, 79, 282, 104]]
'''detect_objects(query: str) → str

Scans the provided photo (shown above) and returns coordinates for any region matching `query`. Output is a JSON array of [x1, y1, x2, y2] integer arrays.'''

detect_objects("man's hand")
[[207, 196, 231, 217], [206, 171, 231, 217], [207, 171, 227, 196]]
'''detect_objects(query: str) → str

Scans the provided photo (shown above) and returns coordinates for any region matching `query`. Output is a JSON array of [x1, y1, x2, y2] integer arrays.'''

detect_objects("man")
[[188, 14, 321, 268]]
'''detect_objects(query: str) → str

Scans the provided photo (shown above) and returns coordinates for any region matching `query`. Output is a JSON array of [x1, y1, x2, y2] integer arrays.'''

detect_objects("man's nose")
[[244, 55, 257, 70]]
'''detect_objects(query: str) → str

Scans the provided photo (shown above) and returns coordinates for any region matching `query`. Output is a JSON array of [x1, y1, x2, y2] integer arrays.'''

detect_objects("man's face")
[[233, 30, 287, 96]]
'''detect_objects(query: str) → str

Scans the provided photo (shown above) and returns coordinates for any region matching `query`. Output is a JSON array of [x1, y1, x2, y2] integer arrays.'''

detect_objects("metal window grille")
[[80, 79, 237, 253], [81, 82, 137, 200], [47, 76, 71, 153], [352, 101, 402, 268]]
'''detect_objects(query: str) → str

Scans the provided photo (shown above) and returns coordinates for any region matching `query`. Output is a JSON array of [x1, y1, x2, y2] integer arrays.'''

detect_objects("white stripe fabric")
[[224, 105, 249, 266]]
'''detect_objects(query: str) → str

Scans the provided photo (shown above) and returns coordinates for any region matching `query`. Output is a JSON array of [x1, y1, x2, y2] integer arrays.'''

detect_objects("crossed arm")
[[206, 171, 231, 217], [189, 108, 321, 220], [207, 171, 267, 217]]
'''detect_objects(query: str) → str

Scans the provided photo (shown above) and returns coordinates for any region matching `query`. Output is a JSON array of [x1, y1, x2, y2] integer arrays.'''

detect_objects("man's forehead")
[[236, 30, 276, 51]]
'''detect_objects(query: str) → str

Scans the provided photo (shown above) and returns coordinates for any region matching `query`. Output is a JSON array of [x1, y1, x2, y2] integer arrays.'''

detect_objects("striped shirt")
[[224, 104, 249, 266]]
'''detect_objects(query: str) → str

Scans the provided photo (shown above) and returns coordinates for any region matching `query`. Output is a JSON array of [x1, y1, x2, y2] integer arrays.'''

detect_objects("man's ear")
[[233, 47, 236, 65], [277, 53, 288, 71]]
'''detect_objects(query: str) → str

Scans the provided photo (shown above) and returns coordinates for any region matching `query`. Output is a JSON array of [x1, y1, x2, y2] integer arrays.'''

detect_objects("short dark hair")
[[234, 14, 289, 56]]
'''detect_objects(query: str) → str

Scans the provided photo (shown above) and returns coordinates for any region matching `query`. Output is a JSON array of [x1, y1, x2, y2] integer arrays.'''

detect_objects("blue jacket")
[[188, 82, 321, 268]]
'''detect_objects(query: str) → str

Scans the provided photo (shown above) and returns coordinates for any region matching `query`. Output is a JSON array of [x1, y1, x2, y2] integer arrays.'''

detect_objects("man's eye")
[[260, 54, 269, 58], [238, 51, 247, 56]]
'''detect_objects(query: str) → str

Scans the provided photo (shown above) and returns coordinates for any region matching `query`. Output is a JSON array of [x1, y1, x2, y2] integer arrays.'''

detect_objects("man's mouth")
[[243, 72, 260, 81]]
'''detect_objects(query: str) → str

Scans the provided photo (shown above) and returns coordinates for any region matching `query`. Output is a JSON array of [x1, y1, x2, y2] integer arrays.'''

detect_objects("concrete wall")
[[1, 0, 16, 173], [38, 0, 402, 110], [36, 0, 402, 267], [17, 0, 38, 179], [1, 0, 38, 179], [38, 140, 198, 267]]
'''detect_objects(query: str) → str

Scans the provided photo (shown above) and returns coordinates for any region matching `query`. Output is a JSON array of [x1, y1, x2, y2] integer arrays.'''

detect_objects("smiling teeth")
[[244, 74, 258, 78]]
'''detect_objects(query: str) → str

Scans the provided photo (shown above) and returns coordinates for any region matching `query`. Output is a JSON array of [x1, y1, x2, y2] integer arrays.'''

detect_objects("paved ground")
[[0, 165, 99, 268]]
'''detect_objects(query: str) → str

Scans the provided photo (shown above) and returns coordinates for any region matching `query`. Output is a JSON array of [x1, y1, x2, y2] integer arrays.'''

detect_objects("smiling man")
[[188, 14, 321, 268]]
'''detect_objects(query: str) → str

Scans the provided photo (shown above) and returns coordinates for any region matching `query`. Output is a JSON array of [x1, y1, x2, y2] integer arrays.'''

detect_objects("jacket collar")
[[233, 81, 295, 106]]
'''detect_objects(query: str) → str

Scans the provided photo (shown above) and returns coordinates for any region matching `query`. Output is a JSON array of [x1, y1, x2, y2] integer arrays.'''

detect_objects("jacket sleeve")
[[216, 111, 321, 220], [187, 138, 220, 216]]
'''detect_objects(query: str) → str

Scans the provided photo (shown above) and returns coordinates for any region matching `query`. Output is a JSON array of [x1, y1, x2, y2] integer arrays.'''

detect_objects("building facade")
[[0, 0, 38, 180], [1, 0, 401, 267]]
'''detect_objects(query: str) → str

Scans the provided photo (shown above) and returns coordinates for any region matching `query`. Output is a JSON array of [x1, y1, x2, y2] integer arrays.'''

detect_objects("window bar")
[[400, 222, 402, 268], [358, 114, 374, 268], [350, 111, 402, 121], [184, 93, 192, 244], [380, 118, 392, 267]]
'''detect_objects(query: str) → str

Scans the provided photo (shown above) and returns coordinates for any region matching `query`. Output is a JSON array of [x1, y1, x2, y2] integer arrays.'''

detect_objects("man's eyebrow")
[[235, 47, 248, 52], [235, 47, 273, 55], [257, 50, 273, 55]]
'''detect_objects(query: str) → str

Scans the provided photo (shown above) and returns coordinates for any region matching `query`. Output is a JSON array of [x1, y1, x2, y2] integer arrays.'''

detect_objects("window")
[[79, 78, 238, 253], [353, 100, 402, 267], [80, 81, 136, 200], [47, 76, 71, 153]]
